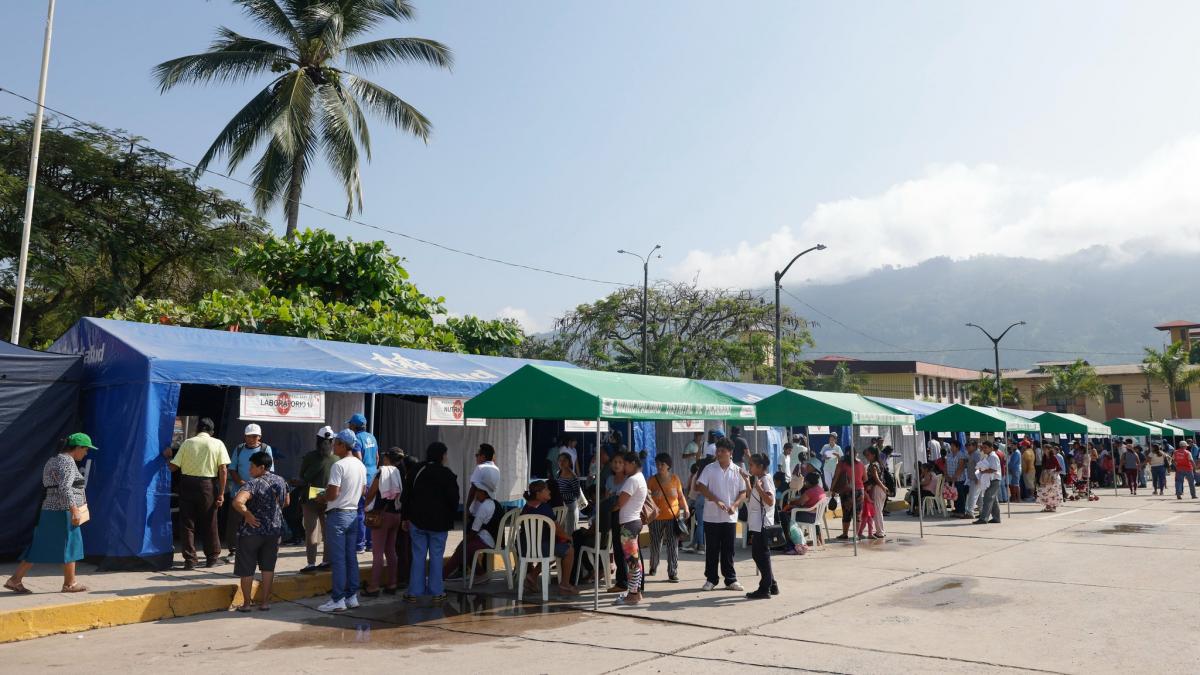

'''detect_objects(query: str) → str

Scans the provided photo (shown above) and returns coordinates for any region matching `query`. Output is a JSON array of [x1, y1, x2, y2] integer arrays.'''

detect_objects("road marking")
[[1037, 508, 1089, 520], [1157, 514, 1185, 524], [1096, 509, 1140, 522]]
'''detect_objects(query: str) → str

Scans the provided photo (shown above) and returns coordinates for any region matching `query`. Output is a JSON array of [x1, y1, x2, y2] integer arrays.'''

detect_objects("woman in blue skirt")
[[4, 433, 96, 594]]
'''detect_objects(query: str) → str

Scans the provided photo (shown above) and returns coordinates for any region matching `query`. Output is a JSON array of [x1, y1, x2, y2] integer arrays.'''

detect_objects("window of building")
[[914, 377, 921, 397], [1107, 385, 1123, 403], [1175, 388, 1190, 403]]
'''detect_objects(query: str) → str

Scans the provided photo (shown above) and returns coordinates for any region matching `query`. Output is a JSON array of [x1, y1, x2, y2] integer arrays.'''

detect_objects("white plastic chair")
[[467, 508, 519, 590], [793, 497, 829, 549], [574, 529, 612, 588], [922, 474, 947, 517], [552, 505, 569, 527], [514, 514, 556, 603]]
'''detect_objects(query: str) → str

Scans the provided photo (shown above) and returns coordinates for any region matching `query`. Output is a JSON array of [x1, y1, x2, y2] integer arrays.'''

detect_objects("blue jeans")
[[325, 509, 359, 601], [1151, 465, 1167, 491], [409, 526, 447, 596], [1176, 470, 1196, 498]]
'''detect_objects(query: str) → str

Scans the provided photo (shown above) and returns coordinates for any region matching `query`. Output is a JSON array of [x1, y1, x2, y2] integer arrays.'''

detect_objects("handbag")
[[827, 495, 839, 512], [653, 475, 689, 538], [639, 497, 660, 524], [72, 504, 90, 527]]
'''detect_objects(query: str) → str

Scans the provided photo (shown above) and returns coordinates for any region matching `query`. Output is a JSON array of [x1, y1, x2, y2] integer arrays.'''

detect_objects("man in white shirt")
[[317, 429, 366, 613], [468, 443, 501, 504], [616, 451, 649, 605], [781, 443, 794, 478], [695, 439, 748, 592], [682, 431, 703, 462], [925, 436, 941, 465], [704, 429, 721, 457], [973, 441, 1003, 524], [820, 434, 843, 490]]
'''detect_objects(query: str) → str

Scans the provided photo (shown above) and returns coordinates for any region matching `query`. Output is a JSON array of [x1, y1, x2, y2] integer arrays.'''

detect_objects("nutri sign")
[[565, 420, 610, 433], [240, 388, 325, 423], [427, 396, 486, 427], [671, 419, 707, 433]]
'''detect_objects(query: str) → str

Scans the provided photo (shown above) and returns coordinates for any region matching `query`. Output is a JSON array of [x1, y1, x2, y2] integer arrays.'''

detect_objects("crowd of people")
[[7, 420, 1200, 612]]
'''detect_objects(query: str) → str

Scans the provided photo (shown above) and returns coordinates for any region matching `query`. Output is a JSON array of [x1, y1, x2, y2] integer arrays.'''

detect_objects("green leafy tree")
[[111, 228, 524, 354], [553, 282, 813, 383], [962, 375, 1023, 406], [1142, 342, 1200, 419], [155, 0, 452, 239], [1034, 359, 1111, 414], [0, 116, 268, 346], [805, 362, 868, 394]]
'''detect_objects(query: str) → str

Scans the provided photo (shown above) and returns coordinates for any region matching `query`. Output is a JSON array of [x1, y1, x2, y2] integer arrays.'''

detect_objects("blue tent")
[[50, 318, 571, 568]]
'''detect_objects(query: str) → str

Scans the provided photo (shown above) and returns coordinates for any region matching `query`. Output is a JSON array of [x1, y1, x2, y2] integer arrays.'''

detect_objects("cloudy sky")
[[5, 1, 1200, 332]]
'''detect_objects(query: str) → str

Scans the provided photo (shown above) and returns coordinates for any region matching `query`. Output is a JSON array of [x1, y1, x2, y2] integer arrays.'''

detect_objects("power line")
[[0, 86, 634, 289], [780, 287, 915, 351]]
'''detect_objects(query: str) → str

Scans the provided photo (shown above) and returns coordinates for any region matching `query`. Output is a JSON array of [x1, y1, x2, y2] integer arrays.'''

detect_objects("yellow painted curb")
[[0, 565, 374, 644]]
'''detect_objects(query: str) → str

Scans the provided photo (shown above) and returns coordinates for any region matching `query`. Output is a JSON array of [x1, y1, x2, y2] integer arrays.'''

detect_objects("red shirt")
[[1174, 449, 1194, 472]]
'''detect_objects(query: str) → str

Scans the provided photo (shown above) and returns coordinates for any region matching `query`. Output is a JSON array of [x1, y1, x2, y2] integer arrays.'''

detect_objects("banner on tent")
[[969, 432, 981, 439], [858, 425, 879, 437], [741, 426, 773, 431], [240, 387, 325, 422], [937, 432, 952, 438], [901, 424, 915, 436], [426, 396, 486, 427], [671, 419, 706, 433], [566, 420, 610, 433], [600, 397, 756, 419], [808, 425, 830, 435]]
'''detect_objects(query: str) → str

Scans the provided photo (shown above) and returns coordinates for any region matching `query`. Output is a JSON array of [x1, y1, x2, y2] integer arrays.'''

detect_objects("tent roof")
[[1145, 420, 1190, 437], [915, 404, 1041, 433], [1104, 418, 1160, 437], [1167, 418, 1200, 433], [756, 390, 914, 427], [49, 317, 574, 397], [865, 397, 949, 419], [1033, 412, 1111, 436], [994, 407, 1041, 421], [463, 364, 757, 421], [698, 380, 783, 403]]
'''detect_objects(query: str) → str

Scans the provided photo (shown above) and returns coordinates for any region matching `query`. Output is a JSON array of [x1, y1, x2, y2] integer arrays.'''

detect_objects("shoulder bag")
[[752, 476, 786, 548], [72, 504, 90, 527], [639, 484, 660, 524]]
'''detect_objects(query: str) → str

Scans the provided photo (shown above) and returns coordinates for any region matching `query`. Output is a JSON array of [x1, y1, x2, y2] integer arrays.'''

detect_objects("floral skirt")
[[1037, 477, 1062, 510]]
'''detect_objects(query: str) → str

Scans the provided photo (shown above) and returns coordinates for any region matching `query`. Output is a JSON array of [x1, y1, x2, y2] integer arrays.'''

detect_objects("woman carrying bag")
[[647, 455, 689, 583], [5, 433, 96, 594]]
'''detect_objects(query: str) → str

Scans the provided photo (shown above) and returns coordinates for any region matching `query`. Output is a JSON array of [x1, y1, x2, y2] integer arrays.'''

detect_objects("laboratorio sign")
[[601, 398, 756, 419]]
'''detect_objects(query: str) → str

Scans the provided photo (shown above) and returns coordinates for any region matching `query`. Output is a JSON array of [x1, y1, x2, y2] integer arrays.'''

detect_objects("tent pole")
[[594, 417, 601, 611], [851, 435, 858, 557], [1006, 433, 1012, 519], [462, 411, 469, 588], [526, 419, 533, 483], [368, 393, 376, 433], [1113, 436, 1119, 499], [916, 433, 924, 538]]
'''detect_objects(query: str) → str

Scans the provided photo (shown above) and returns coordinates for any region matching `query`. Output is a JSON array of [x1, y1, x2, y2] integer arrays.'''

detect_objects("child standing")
[[856, 491, 877, 538], [745, 453, 777, 600]]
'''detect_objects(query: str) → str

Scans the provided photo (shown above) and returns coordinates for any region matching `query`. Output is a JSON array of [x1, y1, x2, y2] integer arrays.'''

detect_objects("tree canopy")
[[0, 116, 269, 346], [962, 375, 1023, 406], [1034, 359, 1110, 414], [550, 282, 813, 384], [1142, 342, 1200, 419], [805, 362, 867, 394]]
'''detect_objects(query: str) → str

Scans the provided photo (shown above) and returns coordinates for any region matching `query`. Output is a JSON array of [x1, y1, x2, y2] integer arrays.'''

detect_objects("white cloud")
[[671, 135, 1200, 288], [495, 306, 546, 333]]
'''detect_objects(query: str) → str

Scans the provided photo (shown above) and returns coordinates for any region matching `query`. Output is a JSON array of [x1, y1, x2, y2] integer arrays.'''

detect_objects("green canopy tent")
[[1033, 412, 1112, 437], [1105, 418, 1159, 438], [915, 404, 1040, 520], [755, 390, 915, 548], [464, 364, 757, 609], [1146, 420, 1191, 439]]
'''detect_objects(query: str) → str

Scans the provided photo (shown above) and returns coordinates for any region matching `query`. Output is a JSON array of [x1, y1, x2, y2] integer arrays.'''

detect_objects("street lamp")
[[967, 320, 1025, 518], [774, 244, 827, 386], [618, 245, 661, 374]]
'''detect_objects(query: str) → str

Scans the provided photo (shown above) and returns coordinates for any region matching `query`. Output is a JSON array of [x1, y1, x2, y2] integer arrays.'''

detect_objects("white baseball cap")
[[244, 423, 262, 436], [316, 425, 335, 439]]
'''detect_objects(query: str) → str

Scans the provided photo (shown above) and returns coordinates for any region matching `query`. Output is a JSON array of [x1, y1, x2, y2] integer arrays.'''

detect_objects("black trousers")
[[179, 475, 219, 564], [749, 530, 773, 593], [703, 522, 737, 585]]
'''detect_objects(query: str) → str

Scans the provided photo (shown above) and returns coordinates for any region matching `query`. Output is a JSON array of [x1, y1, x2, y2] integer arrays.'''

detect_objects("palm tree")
[[1035, 359, 1110, 414], [806, 362, 868, 394], [154, 0, 451, 239], [1142, 342, 1200, 419], [962, 375, 1022, 407]]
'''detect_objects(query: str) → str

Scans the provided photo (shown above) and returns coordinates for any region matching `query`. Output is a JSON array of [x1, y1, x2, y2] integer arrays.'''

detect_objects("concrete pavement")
[[1, 493, 1198, 674]]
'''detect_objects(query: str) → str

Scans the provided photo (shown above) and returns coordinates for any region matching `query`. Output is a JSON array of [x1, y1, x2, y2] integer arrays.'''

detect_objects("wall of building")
[[860, 372, 972, 405], [1008, 374, 1198, 421]]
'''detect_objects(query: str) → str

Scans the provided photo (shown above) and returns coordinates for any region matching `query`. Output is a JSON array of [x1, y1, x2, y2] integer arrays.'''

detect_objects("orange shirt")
[[649, 473, 684, 520]]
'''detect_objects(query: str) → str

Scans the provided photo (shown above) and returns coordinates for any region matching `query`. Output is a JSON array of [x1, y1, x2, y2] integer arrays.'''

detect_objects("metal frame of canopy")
[[914, 404, 1041, 520], [754, 389, 915, 552], [462, 364, 758, 610]]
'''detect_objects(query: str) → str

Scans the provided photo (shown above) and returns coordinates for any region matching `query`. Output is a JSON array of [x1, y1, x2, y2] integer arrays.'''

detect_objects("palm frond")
[[233, 0, 301, 44], [153, 28, 293, 91], [305, 0, 418, 53], [344, 37, 452, 72], [317, 85, 363, 215], [267, 70, 318, 158], [346, 74, 431, 140], [195, 78, 286, 172]]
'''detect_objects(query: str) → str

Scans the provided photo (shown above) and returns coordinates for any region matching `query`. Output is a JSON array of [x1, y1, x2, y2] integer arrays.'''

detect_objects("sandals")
[[61, 583, 88, 593], [4, 580, 31, 594]]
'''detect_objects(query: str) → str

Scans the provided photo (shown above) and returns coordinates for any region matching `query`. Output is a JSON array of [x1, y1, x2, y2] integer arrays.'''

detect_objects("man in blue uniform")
[[348, 413, 378, 553]]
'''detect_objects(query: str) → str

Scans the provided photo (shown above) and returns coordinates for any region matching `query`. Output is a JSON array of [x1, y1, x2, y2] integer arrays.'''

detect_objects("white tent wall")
[[653, 421, 726, 473], [373, 396, 528, 504]]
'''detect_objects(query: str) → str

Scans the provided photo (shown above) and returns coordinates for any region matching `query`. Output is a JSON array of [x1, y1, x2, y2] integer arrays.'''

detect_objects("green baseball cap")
[[65, 432, 97, 450]]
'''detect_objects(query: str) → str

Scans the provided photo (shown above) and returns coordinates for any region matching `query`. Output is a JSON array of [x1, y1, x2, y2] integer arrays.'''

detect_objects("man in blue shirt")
[[946, 440, 970, 518], [348, 413, 377, 553], [225, 423, 273, 562]]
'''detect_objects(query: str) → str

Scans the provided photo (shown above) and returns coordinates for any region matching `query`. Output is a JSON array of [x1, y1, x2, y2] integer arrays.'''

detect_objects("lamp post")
[[618, 245, 661, 374], [10, 0, 57, 344], [774, 244, 827, 386], [966, 321, 1025, 410]]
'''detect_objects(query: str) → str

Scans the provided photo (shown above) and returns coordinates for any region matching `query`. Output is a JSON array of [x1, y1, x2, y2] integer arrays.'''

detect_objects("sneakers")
[[745, 590, 771, 600], [344, 594, 360, 609], [431, 594, 446, 605], [403, 594, 418, 603], [299, 564, 319, 574], [769, 583, 779, 596], [701, 581, 716, 591], [668, 574, 679, 583], [317, 598, 346, 613], [726, 581, 745, 592]]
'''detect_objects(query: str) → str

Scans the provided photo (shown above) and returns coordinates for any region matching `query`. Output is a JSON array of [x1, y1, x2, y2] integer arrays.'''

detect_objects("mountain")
[[785, 250, 1200, 370]]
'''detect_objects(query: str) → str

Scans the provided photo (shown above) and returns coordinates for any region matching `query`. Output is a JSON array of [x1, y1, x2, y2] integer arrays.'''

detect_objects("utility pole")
[[10, 0, 57, 344], [618, 245, 661, 374], [966, 321, 1026, 407], [774, 244, 826, 385]]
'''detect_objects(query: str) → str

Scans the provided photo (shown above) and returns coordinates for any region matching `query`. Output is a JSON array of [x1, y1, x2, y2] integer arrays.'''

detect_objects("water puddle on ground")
[[880, 577, 1009, 612], [261, 593, 584, 651], [1095, 523, 1157, 535]]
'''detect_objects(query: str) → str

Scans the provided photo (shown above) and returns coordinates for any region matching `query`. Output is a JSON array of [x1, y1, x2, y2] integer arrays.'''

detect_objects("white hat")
[[316, 425, 335, 439], [244, 423, 262, 436]]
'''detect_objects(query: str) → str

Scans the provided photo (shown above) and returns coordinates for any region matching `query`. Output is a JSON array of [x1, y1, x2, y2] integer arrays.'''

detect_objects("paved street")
[[3, 492, 1198, 674]]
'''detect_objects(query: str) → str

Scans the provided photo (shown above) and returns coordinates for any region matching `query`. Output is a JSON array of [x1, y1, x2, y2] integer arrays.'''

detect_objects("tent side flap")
[[915, 404, 1040, 433], [1033, 412, 1111, 436], [755, 389, 914, 427]]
